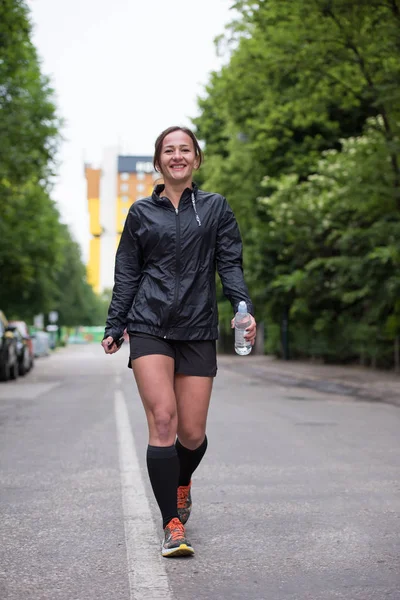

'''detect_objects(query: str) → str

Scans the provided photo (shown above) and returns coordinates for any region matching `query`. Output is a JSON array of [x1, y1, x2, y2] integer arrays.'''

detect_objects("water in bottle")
[[234, 300, 252, 356]]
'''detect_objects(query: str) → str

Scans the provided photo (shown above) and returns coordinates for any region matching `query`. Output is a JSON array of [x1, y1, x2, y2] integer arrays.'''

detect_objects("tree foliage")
[[0, 1, 104, 327], [257, 122, 400, 365], [0, 0, 59, 185], [194, 0, 400, 368]]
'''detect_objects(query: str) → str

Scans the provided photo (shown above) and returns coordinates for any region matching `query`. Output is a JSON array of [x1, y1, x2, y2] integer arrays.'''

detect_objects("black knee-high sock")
[[146, 445, 179, 529], [175, 436, 208, 486]]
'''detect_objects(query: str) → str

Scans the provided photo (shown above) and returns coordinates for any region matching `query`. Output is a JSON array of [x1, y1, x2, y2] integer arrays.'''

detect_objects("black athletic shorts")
[[128, 332, 217, 377]]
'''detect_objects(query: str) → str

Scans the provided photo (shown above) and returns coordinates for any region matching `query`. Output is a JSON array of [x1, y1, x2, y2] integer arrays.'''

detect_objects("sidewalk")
[[218, 354, 400, 407]]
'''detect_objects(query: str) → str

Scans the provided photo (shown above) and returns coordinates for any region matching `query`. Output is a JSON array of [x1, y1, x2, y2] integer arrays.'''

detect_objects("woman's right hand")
[[101, 336, 121, 354]]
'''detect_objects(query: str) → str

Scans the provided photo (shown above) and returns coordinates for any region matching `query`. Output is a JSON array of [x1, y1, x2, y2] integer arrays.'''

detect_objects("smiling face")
[[156, 130, 200, 187]]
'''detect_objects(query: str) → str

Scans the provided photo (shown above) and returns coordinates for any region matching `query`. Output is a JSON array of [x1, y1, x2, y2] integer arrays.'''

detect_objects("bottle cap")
[[238, 301, 247, 313]]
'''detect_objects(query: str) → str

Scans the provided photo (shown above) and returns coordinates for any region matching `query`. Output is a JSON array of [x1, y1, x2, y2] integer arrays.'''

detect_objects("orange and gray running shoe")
[[161, 517, 194, 557], [177, 481, 192, 525]]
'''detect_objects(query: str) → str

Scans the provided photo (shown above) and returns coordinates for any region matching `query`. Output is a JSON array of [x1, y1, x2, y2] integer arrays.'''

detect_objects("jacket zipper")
[[172, 208, 181, 321], [165, 207, 181, 338]]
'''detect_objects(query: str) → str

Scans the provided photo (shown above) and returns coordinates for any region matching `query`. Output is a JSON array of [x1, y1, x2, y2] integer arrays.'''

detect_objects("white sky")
[[27, 0, 235, 261]]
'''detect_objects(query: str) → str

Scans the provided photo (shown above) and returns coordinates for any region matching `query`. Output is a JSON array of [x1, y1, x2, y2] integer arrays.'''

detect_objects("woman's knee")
[[177, 427, 206, 450], [150, 407, 177, 442]]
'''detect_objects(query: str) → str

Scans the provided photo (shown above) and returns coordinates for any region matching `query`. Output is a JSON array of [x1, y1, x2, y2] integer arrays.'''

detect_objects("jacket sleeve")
[[104, 209, 143, 340], [216, 198, 254, 315]]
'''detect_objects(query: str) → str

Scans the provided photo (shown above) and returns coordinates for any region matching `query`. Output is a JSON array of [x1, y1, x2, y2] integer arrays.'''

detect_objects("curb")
[[218, 356, 400, 408]]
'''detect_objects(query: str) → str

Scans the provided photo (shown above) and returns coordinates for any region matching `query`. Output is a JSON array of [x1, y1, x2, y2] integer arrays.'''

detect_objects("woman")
[[102, 126, 256, 557]]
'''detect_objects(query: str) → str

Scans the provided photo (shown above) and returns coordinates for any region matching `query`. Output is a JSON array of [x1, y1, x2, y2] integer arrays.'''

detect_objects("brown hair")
[[153, 126, 203, 173]]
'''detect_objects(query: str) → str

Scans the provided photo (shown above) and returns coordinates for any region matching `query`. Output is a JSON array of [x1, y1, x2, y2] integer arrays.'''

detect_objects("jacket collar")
[[152, 182, 198, 206]]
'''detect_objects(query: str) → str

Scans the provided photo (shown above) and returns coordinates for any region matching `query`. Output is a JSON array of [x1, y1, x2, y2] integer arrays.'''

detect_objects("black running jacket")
[[104, 184, 253, 341]]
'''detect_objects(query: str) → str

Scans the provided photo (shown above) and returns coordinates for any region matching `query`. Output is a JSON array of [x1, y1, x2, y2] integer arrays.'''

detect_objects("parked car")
[[8, 320, 34, 371], [31, 330, 50, 357], [6, 324, 32, 376], [0, 310, 19, 381]]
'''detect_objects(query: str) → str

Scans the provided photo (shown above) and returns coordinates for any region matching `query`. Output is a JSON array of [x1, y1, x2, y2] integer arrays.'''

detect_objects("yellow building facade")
[[116, 156, 161, 247], [85, 154, 160, 293], [84, 165, 102, 294]]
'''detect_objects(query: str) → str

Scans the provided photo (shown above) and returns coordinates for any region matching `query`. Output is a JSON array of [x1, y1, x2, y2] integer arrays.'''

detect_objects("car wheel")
[[10, 362, 19, 380], [0, 363, 10, 381]]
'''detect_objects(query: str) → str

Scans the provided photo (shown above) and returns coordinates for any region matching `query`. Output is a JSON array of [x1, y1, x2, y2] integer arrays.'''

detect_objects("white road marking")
[[114, 390, 173, 600]]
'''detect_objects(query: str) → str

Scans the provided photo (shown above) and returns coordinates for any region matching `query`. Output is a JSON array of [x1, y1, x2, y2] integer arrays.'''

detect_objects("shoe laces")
[[177, 483, 191, 508], [166, 518, 185, 541]]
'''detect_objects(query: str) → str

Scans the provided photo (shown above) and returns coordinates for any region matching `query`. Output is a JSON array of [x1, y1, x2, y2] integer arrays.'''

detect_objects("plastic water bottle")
[[234, 301, 252, 356]]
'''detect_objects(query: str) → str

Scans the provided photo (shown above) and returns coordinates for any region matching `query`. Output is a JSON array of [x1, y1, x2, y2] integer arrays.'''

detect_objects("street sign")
[[49, 311, 58, 323], [33, 314, 44, 329]]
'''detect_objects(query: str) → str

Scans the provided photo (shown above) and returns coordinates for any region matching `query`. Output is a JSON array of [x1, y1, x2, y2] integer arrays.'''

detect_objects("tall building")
[[85, 151, 161, 293], [84, 164, 102, 293]]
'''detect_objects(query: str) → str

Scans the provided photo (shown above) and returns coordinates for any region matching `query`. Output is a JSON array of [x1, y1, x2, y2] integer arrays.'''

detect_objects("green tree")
[[53, 227, 109, 327], [0, 1, 105, 328], [0, 0, 62, 317], [0, 179, 65, 319], [257, 121, 400, 366], [0, 0, 60, 186], [193, 0, 400, 367]]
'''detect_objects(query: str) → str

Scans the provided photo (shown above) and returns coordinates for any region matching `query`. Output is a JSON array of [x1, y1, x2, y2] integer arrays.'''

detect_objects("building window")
[[136, 161, 153, 173], [120, 173, 129, 181], [121, 195, 129, 202], [137, 172, 145, 181], [122, 208, 128, 215], [136, 183, 145, 192], [120, 183, 129, 192]]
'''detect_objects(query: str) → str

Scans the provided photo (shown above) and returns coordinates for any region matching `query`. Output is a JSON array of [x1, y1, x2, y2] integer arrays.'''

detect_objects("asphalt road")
[[0, 344, 399, 600]]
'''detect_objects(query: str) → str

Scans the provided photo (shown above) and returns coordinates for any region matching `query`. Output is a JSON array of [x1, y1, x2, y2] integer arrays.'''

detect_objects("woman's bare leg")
[[175, 375, 213, 448], [132, 354, 177, 445], [131, 355, 182, 531], [174, 375, 213, 523]]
